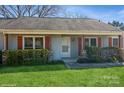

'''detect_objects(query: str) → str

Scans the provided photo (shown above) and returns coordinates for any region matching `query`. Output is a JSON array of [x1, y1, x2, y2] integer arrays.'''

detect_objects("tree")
[[0, 5, 59, 18], [108, 21, 123, 27], [108, 20, 124, 30], [60, 8, 86, 18]]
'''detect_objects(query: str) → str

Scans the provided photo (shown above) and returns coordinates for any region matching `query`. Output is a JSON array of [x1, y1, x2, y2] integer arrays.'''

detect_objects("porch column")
[[3, 34, 8, 50]]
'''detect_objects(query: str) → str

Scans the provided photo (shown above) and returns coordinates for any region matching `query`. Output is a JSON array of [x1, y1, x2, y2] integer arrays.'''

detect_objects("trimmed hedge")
[[49, 60, 64, 64], [3, 49, 50, 66], [77, 47, 122, 63], [77, 56, 103, 63]]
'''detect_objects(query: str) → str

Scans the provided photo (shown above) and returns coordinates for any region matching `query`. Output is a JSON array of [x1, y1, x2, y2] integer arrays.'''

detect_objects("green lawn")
[[0, 64, 124, 87]]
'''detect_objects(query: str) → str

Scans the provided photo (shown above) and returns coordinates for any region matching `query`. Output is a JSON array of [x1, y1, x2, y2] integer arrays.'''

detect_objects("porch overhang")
[[0, 29, 122, 36]]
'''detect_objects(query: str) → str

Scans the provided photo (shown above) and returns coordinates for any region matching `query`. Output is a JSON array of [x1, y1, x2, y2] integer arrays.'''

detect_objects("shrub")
[[49, 60, 64, 64], [4, 49, 50, 66], [0, 50, 2, 64], [105, 56, 120, 63], [78, 47, 121, 63], [90, 55, 103, 63], [77, 56, 103, 63], [77, 58, 93, 63], [85, 47, 100, 57], [105, 57, 113, 62]]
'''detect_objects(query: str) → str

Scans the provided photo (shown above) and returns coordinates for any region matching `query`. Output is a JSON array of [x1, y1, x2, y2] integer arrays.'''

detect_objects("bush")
[[77, 58, 93, 63], [49, 60, 64, 64], [77, 47, 121, 63], [85, 47, 100, 57], [90, 55, 103, 63], [105, 56, 120, 63], [3, 49, 50, 66], [0, 50, 2, 64], [77, 56, 103, 63]]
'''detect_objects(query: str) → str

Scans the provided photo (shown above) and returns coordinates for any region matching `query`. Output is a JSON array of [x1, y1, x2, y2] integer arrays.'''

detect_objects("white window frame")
[[23, 36, 45, 49], [84, 37, 98, 47], [112, 37, 119, 47]]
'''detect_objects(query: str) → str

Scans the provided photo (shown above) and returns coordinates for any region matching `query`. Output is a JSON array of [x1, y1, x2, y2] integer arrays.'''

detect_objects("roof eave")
[[0, 29, 122, 36]]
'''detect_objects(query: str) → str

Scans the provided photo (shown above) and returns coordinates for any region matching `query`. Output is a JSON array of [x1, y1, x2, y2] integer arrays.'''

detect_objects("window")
[[23, 36, 44, 49], [24, 37, 33, 49], [35, 37, 43, 49], [91, 38, 96, 46], [84, 37, 97, 48], [112, 38, 118, 47], [62, 45, 68, 52]]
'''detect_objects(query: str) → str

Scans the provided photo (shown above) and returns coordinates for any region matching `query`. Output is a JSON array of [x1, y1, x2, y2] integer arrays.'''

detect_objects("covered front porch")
[[2, 29, 123, 61], [51, 35, 123, 61]]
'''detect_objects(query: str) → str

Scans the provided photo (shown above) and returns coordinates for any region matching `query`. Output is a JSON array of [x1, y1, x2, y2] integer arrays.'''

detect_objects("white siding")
[[0, 33, 4, 50], [51, 35, 61, 60], [8, 34, 17, 50]]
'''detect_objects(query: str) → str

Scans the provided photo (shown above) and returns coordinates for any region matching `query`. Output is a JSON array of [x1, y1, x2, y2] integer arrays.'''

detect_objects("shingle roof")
[[0, 17, 120, 31]]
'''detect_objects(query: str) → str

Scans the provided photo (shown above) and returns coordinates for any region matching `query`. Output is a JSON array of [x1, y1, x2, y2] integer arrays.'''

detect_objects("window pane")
[[62, 45, 68, 52], [91, 38, 96, 46], [113, 38, 118, 47], [24, 37, 33, 49], [85, 38, 89, 47], [35, 37, 43, 49]]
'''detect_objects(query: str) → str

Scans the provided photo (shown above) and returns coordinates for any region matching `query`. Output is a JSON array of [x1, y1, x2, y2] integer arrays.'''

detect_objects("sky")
[[1, 5, 124, 23], [60, 5, 124, 23]]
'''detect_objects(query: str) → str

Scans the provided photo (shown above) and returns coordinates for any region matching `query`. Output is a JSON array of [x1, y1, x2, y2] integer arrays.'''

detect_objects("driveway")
[[65, 62, 124, 69]]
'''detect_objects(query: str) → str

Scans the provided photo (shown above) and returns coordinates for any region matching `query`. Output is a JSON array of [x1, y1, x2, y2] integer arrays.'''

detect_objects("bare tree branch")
[[0, 5, 60, 18]]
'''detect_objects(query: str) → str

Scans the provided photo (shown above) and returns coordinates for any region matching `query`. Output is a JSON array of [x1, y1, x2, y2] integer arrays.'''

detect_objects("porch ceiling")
[[1, 29, 122, 36]]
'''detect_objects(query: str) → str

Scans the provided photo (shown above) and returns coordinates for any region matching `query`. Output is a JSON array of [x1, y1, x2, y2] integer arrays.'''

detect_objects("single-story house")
[[0, 17, 123, 61]]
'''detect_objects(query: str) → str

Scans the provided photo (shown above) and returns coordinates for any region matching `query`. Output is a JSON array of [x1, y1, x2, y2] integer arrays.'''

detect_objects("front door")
[[61, 37, 70, 57]]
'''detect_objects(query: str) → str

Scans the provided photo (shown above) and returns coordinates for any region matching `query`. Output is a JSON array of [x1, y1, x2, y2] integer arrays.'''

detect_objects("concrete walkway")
[[65, 62, 124, 69]]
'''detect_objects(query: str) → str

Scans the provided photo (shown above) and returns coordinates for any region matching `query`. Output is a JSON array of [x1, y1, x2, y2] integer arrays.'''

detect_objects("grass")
[[0, 64, 124, 87]]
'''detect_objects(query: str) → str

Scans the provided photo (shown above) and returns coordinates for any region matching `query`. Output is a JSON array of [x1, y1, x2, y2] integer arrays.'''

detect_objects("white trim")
[[111, 36, 118, 38], [112, 37, 119, 47], [2, 29, 122, 36], [84, 37, 98, 47], [23, 36, 45, 49], [33, 37, 35, 49]]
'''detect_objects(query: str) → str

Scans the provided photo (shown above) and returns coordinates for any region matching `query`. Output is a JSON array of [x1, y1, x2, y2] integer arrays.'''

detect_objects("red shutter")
[[45, 35, 51, 50], [78, 37, 82, 56], [98, 37, 102, 47], [83, 37, 85, 49], [109, 37, 112, 47], [82, 37, 84, 49], [18, 35, 22, 49], [5, 34, 8, 50], [119, 35, 121, 48], [119, 35, 123, 48]]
